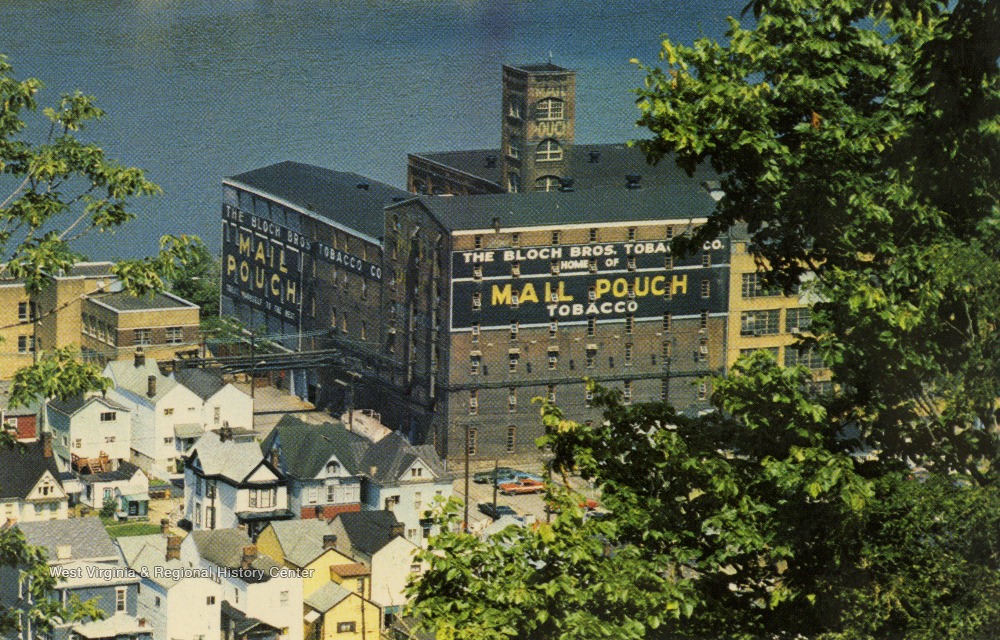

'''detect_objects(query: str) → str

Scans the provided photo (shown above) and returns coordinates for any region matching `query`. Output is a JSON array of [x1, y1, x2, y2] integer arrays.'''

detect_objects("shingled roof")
[[187, 429, 273, 484], [0, 439, 64, 501], [18, 517, 119, 563], [330, 510, 405, 558], [260, 415, 368, 479], [47, 394, 130, 417], [105, 358, 179, 404], [360, 432, 450, 486], [189, 529, 280, 583], [173, 368, 227, 401], [265, 519, 337, 568]]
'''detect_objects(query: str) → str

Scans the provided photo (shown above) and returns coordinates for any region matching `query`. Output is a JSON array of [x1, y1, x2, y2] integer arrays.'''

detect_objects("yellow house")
[[726, 227, 831, 391], [257, 519, 382, 640]]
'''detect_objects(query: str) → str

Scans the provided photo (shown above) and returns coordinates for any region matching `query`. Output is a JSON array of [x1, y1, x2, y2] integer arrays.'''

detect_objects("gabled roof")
[[260, 415, 368, 479], [18, 517, 118, 563], [189, 529, 280, 582], [264, 519, 336, 568], [330, 510, 403, 557], [105, 358, 180, 403], [361, 432, 450, 485], [79, 460, 144, 484], [0, 380, 40, 416], [0, 440, 64, 500], [188, 429, 271, 484], [116, 534, 189, 589], [72, 612, 150, 639], [221, 600, 279, 636], [173, 368, 227, 401], [47, 394, 130, 417], [304, 582, 353, 613]]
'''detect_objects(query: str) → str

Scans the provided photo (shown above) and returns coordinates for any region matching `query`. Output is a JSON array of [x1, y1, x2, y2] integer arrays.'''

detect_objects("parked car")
[[478, 503, 518, 519], [499, 478, 546, 495], [473, 467, 518, 484]]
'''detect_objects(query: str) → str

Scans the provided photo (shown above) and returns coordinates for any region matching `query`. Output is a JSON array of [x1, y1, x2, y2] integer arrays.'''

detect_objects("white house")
[[327, 510, 422, 626], [172, 367, 253, 454], [180, 529, 303, 640], [78, 460, 150, 520], [104, 353, 203, 479], [117, 530, 222, 640], [184, 426, 292, 539], [0, 435, 68, 525], [359, 433, 453, 545], [46, 394, 132, 470]]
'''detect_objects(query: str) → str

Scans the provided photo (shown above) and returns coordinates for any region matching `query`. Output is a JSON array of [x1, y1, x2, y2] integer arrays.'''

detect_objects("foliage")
[[7, 347, 110, 408], [633, 0, 1000, 476], [99, 497, 117, 520], [161, 237, 221, 317]]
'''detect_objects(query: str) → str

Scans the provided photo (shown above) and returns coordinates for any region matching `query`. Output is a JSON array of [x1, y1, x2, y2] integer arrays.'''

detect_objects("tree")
[[164, 239, 220, 318], [0, 54, 201, 635], [633, 0, 1000, 477]]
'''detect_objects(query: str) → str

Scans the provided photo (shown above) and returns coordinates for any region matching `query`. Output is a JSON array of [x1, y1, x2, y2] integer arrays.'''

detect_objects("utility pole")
[[492, 457, 499, 513], [249, 330, 256, 400], [463, 424, 470, 533]]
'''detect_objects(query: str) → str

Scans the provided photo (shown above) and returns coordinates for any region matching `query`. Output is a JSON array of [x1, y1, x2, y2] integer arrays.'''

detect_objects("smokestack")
[[166, 535, 182, 562], [241, 545, 257, 569], [41, 432, 52, 458], [134, 349, 145, 368], [147, 375, 156, 398], [390, 522, 405, 538], [323, 534, 338, 550]]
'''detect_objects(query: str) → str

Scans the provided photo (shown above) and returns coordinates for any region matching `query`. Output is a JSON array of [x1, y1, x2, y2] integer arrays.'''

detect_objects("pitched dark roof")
[[221, 600, 280, 635], [360, 432, 450, 485], [18, 517, 118, 562], [400, 181, 716, 232], [47, 395, 130, 417], [410, 143, 719, 195], [0, 440, 63, 500], [260, 415, 369, 479], [190, 529, 280, 582], [332, 510, 402, 557], [0, 381, 40, 415], [79, 460, 143, 484], [226, 161, 411, 241], [173, 368, 226, 401]]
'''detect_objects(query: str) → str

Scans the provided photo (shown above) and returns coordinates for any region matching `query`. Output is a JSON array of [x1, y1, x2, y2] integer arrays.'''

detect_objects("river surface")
[[0, 0, 751, 258]]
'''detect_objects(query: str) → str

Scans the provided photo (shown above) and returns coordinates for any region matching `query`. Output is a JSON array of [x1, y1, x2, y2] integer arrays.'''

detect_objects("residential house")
[[260, 416, 364, 520], [0, 435, 68, 525], [327, 511, 422, 628], [77, 461, 150, 520], [46, 394, 132, 471], [257, 520, 381, 640], [116, 527, 222, 640], [0, 381, 40, 442], [180, 529, 303, 640], [0, 517, 151, 640], [184, 426, 292, 539], [359, 433, 452, 545], [103, 352, 203, 479], [172, 367, 253, 453]]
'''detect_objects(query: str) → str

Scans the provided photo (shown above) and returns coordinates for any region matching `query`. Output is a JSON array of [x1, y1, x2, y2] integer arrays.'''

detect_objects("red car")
[[499, 478, 545, 495]]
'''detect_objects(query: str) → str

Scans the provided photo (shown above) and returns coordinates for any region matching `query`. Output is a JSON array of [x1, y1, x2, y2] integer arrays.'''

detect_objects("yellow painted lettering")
[[671, 275, 688, 295], [612, 278, 628, 298], [595, 279, 611, 299], [238, 234, 251, 256], [520, 283, 538, 304], [650, 275, 666, 296], [286, 281, 297, 304], [226, 255, 237, 276], [492, 284, 512, 306], [271, 274, 281, 296]]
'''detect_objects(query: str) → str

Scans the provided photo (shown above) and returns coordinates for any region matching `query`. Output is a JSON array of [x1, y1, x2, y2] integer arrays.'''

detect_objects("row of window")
[[506, 96, 565, 122], [740, 273, 801, 298], [472, 225, 680, 250], [739, 308, 811, 336], [739, 346, 825, 369]]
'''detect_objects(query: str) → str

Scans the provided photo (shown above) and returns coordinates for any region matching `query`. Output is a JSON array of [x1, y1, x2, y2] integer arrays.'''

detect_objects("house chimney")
[[165, 535, 182, 562], [390, 522, 405, 538], [138, 619, 147, 629], [134, 349, 145, 368], [41, 431, 52, 458], [160, 518, 170, 535], [241, 544, 257, 569], [147, 375, 156, 398], [220, 424, 233, 443], [322, 534, 338, 550]]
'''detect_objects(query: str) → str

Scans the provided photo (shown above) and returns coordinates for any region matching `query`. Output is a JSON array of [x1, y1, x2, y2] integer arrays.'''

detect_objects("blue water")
[[0, 0, 750, 259]]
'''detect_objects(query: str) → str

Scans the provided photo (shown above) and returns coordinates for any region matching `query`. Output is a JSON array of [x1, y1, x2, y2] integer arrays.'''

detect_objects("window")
[[508, 135, 521, 159], [508, 388, 517, 412], [536, 97, 564, 120], [337, 622, 357, 633], [627, 227, 636, 241], [206, 596, 215, 605], [740, 347, 780, 359], [586, 348, 596, 369], [589, 228, 598, 243], [624, 344, 633, 366], [17, 336, 33, 354], [280, 591, 289, 606], [473, 265, 483, 280], [786, 308, 812, 332], [17, 302, 27, 322], [470, 355, 481, 375], [511, 292, 519, 309], [627, 256, 636, 272], [698, 338, 709, 363], [550, 259, 560, 275], [587, 317, 596, 337], [100, 412, 116, 422], [701, 279, 711, 298], [510, 322, 519, 340], [547, 385, 556, 403], [508, 173, 521, 193], [702, 251, 712, 267], [472, 293, 481, 311], [700, 310, 709, 330], [585, 388, 594, 407], [473, 235, 482, 250], [588, 285, 596, 301], [411, 563, 423, 574], [164, 408, 174, 416], [469, 390, 478, 415], [165, 327, 183, 344], [326, 461, 340, 474], [105, 436, 116, 444], [511, 232, 520, 247], [551, 230, 561, 245], [506, 426, 516, 454], [467, 428, 478, 457], [740, 310, 781, 336], [163, 437, 174, 445], [74, 438, 82, 449], [411, 467, 423, 478], [115, 588, 126, 612], [549, 321, 558, 338], [588, 259, 597, 273], [471, 323, 480, 343], [666, 225, 674, 240], [155, 596, 161, 607], [536, 175, 560, 192], [508, 351, 519, 373], [537, 139, 562, 162], [698, 382, 708, 400], [625, 314, 634, 335], [784, 347, 825, 369], [662, 313, 671, 332], [308, 487, 318, 504], [665, 255, 673, 270], [741, 273, 782, 298], [327, 485, 336, 502], [511, 262, 521, 277], [548, 350, 558, 370], [623, 381, 632, 405]]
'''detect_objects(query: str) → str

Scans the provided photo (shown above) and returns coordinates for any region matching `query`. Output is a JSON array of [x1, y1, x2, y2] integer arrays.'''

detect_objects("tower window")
[[536, 139, 563, 162], [536, 175, 560, 192], [535, 98, 565, 121]]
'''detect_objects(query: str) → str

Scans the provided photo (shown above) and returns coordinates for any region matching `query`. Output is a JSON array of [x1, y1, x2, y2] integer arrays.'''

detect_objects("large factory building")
[[219, 63, 814, 462]]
